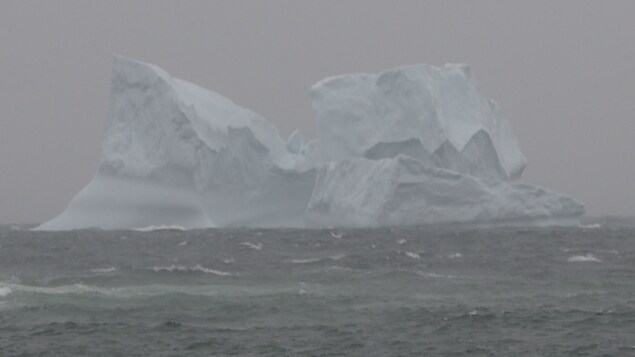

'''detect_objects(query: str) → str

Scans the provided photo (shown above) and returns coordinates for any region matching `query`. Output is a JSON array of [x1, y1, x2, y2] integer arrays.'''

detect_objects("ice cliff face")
[[36, 57, 583, 230], [306, 156, 583, 228]]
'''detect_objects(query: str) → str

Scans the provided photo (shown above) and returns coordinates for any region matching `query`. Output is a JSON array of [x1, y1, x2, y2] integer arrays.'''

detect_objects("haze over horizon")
[[1, 0, 634, 224]]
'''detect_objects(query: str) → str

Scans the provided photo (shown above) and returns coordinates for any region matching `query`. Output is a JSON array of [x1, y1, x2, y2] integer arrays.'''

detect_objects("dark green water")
[[0, 222, 634, 356]]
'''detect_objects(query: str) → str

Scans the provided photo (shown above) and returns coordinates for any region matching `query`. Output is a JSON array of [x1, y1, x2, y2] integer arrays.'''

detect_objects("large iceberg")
[[305, 64, 583, 227], [36, 57, 583, 230], [37, 57, 315, 230]]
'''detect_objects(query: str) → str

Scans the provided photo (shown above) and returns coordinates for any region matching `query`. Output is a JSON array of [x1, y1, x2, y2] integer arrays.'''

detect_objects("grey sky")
[[1, 0, 634, 224]]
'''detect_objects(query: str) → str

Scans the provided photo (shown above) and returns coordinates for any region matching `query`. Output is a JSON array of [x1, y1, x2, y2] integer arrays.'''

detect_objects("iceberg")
[[36, 57, 583, 230], [305, 64, 583, 227], [36, 57, 315, 230]]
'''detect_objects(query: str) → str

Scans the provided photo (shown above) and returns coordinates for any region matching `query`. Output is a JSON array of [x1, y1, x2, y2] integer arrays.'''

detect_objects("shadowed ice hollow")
[[36, 57, 584, 230]]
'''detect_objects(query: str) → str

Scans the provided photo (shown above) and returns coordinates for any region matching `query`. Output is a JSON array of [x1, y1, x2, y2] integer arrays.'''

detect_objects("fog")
[[1, 0, 634, 224]]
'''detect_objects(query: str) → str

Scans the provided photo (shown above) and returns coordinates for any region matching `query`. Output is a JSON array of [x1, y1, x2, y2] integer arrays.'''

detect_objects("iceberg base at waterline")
[[306, 156, 584, 228]]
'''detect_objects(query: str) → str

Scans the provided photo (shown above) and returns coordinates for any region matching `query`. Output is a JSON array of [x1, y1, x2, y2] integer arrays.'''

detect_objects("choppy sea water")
[[1, 220, 635, 356]]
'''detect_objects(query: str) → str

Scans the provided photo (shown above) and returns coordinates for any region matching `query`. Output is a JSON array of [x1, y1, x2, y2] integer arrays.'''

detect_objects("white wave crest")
[[290, 258, 322, 264], [330, 231, 343, 239], [0, 282, 263, 299], [90, 267, 117, 273], [289, 254, 345, 264], [580, 223, 602, 229], [0, 286, 13, 297], [151, 264, 233, 276], [415, 271, 459, 279], [3, 283, 104, 296], [240, 242, 263, 251], [132, 225, 186, 232], [567, 254, 602, 263]]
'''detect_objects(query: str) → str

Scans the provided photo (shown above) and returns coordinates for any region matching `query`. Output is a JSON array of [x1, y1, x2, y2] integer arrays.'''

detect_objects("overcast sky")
[[1, 0, 634, 224]]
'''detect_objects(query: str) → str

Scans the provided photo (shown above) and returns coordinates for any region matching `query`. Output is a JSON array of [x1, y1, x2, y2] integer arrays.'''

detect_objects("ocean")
[[1, 220, 634, 356]]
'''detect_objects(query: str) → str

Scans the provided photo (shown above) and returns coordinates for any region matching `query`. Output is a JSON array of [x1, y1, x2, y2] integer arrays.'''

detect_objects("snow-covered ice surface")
[[37, 58, 583, 230]]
